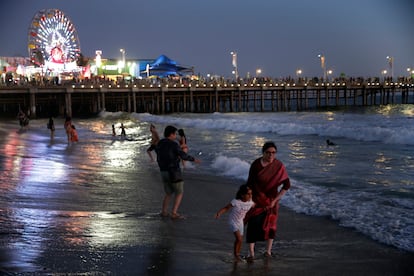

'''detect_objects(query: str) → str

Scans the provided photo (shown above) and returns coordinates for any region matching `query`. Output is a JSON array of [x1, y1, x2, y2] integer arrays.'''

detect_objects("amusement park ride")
[[1, 8, 191, 83], [26, 9, 85, 78]]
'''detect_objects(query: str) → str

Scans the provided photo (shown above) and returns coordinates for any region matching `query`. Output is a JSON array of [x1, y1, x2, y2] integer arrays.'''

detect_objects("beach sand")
[[1, 169, 413, 275]]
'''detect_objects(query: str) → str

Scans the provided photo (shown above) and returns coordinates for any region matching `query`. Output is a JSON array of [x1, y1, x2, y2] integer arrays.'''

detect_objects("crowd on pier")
[[1, 73, 414, 89]]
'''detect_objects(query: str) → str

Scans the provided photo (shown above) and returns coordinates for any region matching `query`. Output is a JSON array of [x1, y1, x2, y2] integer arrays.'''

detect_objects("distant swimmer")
[[326, 139, 336, 146]]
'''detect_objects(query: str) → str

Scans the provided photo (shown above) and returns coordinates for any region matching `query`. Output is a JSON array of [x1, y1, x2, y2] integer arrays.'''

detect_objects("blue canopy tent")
[[141, 55, 193, 77]]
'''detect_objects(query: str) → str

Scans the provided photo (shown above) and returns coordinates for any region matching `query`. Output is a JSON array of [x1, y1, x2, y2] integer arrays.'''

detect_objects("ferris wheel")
[[28, 9, 81, 66]]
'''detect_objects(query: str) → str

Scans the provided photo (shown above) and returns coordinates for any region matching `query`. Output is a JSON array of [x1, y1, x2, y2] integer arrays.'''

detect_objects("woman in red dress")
[[244, 141, 291, 261]]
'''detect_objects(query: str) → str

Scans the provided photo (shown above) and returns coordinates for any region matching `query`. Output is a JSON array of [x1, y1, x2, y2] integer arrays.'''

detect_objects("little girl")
[[215, 184, 255, 262]]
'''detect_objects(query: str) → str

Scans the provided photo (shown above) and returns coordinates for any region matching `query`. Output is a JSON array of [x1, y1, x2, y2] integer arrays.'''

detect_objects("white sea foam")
[[283, 179, 414, 252], [211, 155, 250, 181], [201, 152, 414, 252], [135, 107, 414, 145]]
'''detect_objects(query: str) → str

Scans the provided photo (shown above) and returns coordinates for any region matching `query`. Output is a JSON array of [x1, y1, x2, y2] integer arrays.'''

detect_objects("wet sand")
[[148, 171, 414, 276], [1, 168, 414, 275]]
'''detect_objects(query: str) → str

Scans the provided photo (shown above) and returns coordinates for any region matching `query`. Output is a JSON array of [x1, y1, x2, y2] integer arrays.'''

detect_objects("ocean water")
[[135, 105, 414, 252], [1, 104, 413, 262]]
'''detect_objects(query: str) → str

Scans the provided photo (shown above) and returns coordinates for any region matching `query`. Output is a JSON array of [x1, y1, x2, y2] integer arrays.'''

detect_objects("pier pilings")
[[0, 83, 413, 117]]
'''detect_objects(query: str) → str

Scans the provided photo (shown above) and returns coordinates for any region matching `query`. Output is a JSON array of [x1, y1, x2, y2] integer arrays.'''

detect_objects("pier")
[[0, 81, 413, 117]]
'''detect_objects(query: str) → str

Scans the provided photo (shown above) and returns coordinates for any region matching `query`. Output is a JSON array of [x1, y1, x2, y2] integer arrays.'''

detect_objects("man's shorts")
[[160, 171, 184, 194]]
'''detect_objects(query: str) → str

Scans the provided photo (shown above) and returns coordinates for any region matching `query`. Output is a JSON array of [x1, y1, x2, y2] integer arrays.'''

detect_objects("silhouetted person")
[[326, 139, 336, 146], [120, 123, 126, 136], [147, 124, 160, 162], [47, 117, 55, 140]]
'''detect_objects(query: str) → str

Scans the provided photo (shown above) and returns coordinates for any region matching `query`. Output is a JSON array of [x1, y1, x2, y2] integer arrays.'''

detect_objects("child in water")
[[70, 125, 79, 142], [178, 128, 188, 167], [215, 184, 255, 262]]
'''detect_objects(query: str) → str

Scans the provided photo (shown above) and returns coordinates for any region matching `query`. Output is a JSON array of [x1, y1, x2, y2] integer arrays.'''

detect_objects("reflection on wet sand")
[[0, 119, 171, 273]]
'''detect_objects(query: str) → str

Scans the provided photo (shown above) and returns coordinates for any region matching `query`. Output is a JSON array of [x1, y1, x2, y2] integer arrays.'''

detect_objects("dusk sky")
[[1, 0, 413, 78]]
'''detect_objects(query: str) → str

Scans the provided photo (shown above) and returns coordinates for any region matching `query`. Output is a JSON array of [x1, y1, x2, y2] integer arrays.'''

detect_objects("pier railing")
[[0, 81, 413, 117]]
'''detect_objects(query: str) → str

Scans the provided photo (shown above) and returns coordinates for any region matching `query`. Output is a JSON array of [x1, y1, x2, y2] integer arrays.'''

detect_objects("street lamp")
[[318, 54, 326, 81], [327, 69, 333, 81], [407, 67, 414, 78], [386, 56, 393, 80], [296, 69, 302, 78], [381, 69, 388, 82], [95, 50, 102, 75], [230, 51, 238, 79], [256, 68, 262, 77], [120, 48, 126, 70]]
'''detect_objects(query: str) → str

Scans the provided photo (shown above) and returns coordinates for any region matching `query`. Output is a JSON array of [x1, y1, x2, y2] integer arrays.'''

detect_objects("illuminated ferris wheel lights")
[[28, 9, 81, 66]]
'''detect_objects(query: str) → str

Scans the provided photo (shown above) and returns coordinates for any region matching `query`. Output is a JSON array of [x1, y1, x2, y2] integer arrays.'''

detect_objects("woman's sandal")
[[234, 256, 245, 263], [159, 212, 169, 218], [264, 252, 272, 258], [171, 213, 186, 220]]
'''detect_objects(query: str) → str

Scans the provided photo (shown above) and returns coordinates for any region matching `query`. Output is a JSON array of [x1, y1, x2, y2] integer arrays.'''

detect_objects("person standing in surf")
[[147, 124, 160, 162], [64, 116, 72, 143], [47, 117, 55, 140], [155, 125, 201, 219], [244, 141, 291, 261], [70, 125, 79, 143], [178, 128, 188, 167], [120, 123, 126, 137]]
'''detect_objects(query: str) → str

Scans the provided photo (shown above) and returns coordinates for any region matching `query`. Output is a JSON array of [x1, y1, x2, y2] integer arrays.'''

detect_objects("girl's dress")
[[228, 199, 255, 234]]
